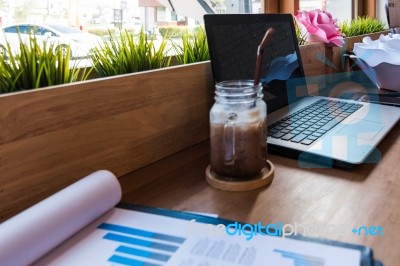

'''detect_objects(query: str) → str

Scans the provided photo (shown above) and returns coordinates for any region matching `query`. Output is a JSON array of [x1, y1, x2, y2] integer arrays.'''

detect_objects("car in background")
[[0, 23, 102, 59]]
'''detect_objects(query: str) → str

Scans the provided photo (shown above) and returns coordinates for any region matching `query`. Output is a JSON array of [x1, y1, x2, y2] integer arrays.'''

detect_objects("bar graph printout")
[[0, 171, 374, 266], [33, 207, 362, 266]]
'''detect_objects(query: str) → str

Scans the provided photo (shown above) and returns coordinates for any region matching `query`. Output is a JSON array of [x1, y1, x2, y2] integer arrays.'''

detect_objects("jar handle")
[[223, 113, 237, 164]]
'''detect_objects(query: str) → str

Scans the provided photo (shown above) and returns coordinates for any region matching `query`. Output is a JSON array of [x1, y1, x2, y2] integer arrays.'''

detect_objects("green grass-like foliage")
[[91, 29, 171, 77], [0, 34, 92, 94], [339, 16, 386, 37], [295, 22, 308, 46], [172, 27, 210, 64], [159, 26, 188, 38]]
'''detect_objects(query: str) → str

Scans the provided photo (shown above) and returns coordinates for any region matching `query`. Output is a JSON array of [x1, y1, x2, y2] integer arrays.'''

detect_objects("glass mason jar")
[[210, 80, 267, 179]]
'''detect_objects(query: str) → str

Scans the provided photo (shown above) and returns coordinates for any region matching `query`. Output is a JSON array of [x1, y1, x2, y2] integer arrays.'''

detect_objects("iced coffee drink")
[[210, 118, 267, 179], [209, 80, 267, 179]]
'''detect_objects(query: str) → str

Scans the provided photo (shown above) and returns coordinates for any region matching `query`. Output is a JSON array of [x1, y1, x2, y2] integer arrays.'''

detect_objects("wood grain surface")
[[121, 121, 400, 266], [0, 62, 214, 221]]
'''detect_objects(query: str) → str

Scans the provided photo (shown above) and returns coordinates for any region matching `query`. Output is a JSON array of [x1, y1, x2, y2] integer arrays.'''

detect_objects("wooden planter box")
[[299, 42, 327, 92], [0, 43, 338, 221], [0, 62, 214, 221], [343, 31, 389, 52]]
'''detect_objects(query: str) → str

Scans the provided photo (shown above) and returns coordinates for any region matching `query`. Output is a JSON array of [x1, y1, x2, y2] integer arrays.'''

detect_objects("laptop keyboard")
[[267, 99, 362, 145]]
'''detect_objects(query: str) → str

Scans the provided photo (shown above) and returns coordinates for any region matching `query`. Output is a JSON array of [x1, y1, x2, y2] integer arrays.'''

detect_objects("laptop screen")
[[204, 14, 306, 113]]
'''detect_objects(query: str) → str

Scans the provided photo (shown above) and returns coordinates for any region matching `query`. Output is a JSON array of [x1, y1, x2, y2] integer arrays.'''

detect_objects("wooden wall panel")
[[364, 0, 377, 18], [264, 0, 279, 13], [264, 0, 300, 14], [279, 0, 299, 14], [264, 0, 376, 18]]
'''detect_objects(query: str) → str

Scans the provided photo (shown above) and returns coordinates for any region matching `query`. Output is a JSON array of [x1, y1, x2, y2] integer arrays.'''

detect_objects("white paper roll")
[[0, 170, 121, 266]]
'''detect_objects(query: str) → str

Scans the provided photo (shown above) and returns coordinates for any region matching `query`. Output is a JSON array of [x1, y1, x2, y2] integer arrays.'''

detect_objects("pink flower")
[[295, 9, 345, 47]]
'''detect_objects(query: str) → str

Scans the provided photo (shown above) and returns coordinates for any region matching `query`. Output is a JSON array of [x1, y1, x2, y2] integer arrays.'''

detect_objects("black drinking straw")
[[253, 28, 274, 86]]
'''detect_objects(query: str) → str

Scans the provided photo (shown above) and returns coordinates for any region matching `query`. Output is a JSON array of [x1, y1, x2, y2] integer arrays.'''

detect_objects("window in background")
[[0, 1, 266, 34], [223, 0, 262, 14], [299, 0, 353, 22], [156, 6, 167, 22], [376, 0, 389, 28]]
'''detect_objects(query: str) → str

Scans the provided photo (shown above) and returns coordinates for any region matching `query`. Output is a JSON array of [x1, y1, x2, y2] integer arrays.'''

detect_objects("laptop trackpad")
[[338, 118, 385, 140]]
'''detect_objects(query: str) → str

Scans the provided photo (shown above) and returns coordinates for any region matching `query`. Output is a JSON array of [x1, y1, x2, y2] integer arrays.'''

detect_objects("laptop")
[[204, 13, 400, 167]]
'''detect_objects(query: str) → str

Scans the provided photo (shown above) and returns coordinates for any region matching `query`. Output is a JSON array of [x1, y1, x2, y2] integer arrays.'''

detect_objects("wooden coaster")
[[205, 160, 274, 191]]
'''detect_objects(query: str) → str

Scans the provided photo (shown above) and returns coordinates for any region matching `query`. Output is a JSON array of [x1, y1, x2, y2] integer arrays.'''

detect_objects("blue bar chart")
[[98, 223, 186, 266], [273, 249, 325, 266]]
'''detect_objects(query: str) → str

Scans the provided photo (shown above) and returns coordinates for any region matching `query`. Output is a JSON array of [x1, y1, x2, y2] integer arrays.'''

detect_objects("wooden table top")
[[120, 121, 400, 266]]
